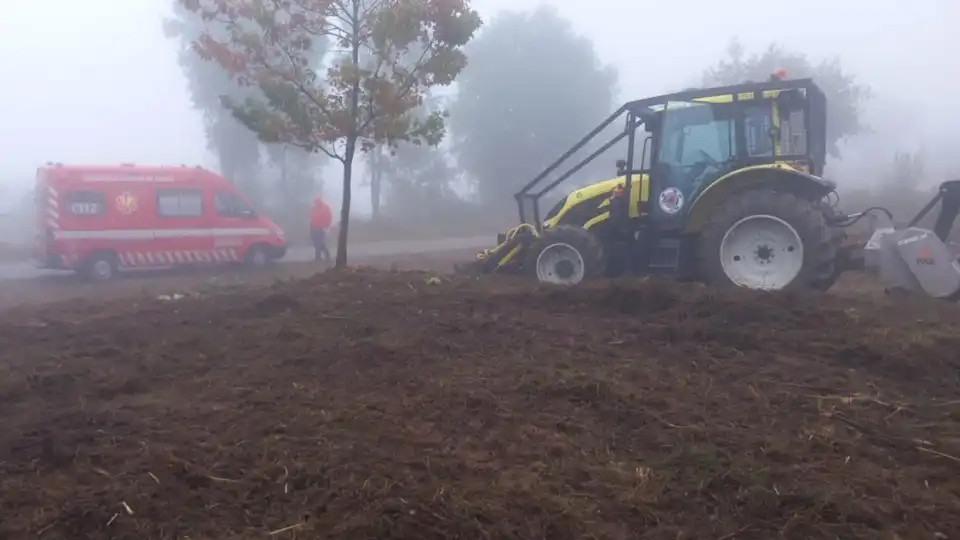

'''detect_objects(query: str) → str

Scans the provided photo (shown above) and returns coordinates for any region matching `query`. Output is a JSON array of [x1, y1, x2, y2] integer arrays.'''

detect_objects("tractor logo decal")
[[658, 187, 684, 215], [115, 192, 138, 215], [898, 232, 928, 245]]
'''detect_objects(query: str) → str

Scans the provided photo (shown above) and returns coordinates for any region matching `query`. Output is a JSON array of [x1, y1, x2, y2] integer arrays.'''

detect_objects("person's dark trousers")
[[311, 227, 332, 261]]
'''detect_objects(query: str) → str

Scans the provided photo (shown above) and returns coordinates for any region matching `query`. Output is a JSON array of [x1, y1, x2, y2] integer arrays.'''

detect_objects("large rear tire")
[[697, 189, 840, 291], [524, 225, 606, 286]]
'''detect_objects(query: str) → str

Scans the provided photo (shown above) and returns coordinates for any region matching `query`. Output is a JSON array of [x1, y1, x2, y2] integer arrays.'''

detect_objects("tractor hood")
[[543, 175, 648, 228]]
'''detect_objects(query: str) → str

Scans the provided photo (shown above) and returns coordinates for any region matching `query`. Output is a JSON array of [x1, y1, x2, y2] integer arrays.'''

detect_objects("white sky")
[[1, 0, 958, 208]]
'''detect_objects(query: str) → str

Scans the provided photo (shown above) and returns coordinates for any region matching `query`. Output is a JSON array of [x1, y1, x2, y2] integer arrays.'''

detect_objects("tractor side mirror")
[[637, 109, 658, 131]]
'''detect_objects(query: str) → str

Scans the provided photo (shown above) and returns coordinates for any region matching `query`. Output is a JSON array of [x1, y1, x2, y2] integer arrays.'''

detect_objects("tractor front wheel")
[[698, 189, 839, 291], [524, 225, 606, 286]]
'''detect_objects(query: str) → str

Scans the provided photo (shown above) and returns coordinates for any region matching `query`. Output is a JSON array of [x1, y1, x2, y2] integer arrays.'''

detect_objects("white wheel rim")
[[93, 260, 112, 279], [535, 242, 585, 285], [253, 251, 267, 266], [719, 215, 804, 290]]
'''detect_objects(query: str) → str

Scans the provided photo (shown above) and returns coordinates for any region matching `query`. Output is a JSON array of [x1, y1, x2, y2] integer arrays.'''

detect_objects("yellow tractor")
[[470, 74, 851, 291]]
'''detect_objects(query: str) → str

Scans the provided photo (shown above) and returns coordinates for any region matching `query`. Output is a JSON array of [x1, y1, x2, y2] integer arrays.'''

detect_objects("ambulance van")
[[33, 163, 287, 280]]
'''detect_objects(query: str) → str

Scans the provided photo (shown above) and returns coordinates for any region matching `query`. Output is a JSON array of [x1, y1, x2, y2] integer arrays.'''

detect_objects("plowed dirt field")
[[2, 266, 959, 539]]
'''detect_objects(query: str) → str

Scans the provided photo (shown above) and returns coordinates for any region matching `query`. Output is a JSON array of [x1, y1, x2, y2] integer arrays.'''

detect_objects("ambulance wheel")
[[82, 252, 118, 282], [244, 244, 271, 269]]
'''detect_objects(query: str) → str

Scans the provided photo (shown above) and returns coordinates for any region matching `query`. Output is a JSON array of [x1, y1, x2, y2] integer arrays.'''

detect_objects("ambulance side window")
[[214, 191, 254, 218], [65, 190, 106, 216], [157, 189, 203, 217]]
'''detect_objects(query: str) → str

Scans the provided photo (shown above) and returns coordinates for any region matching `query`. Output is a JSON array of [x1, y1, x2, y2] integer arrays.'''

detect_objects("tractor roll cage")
[[514, 77, 828, 230]]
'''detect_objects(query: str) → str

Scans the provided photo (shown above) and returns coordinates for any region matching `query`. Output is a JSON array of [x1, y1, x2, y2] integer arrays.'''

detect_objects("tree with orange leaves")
[[178, 0, 482, 267]]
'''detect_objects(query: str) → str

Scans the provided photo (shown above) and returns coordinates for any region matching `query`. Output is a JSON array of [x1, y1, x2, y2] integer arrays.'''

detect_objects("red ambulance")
[[33, 163, 287, 280]]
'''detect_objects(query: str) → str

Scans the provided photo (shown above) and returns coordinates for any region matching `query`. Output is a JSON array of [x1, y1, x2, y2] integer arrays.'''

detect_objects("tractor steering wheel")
[[698, 149, 719, 167]]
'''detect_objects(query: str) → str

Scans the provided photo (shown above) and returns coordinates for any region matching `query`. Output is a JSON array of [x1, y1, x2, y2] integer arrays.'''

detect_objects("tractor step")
[[647, 238, 680, 272]]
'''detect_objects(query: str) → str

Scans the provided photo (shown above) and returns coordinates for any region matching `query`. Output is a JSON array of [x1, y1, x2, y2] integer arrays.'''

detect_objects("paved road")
[[0, 235, 493, 281]]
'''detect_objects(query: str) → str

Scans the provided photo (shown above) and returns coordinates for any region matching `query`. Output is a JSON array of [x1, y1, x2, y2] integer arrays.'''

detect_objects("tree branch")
[[331, 0, 358, 27], [357, 39, 434, 136], [359, 48, 388, 135], [358, 0, 388, 32], [220, 23, 346, 159], [308, 141, 346, 163], [269, 42, 343, 131]]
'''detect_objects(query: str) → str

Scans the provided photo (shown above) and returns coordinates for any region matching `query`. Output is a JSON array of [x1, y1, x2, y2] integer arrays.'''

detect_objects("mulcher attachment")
[[861, 180, 960, 299]]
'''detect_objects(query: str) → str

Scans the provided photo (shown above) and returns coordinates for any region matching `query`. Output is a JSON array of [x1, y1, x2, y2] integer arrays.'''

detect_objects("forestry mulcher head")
[[466, 72, 960, 299], [858, 180, 960, 299]]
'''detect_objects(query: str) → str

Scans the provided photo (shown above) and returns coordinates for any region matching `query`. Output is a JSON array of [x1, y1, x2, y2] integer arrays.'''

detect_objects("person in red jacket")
[[309, 195, 332, 262]]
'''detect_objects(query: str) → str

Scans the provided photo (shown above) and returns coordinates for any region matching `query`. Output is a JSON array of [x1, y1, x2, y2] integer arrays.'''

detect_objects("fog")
[[1, 0, 958, 222]]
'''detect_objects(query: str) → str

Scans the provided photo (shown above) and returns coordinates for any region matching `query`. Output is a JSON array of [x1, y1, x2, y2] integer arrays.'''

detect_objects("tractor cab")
[[642, 86, 823, 227], [615, 90, 813, 198]]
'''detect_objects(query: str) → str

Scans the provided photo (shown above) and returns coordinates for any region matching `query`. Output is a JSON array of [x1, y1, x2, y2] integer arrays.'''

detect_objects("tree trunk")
[[370, 148, 382, 219], [336, 138, 356, 268], [279, 145, 288, 210], [337, 0, 362, 268]]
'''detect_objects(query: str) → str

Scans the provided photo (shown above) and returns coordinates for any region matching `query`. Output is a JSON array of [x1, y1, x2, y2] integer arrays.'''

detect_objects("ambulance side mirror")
[[240, 209, 256, 219]]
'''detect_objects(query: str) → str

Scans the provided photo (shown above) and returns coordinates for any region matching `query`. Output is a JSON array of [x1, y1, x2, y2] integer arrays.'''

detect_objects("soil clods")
[[2, 270, 959, 539]]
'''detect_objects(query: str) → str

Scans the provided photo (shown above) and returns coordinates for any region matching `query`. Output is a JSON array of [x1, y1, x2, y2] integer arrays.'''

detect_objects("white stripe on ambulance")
[[53, 228, 273, 240]]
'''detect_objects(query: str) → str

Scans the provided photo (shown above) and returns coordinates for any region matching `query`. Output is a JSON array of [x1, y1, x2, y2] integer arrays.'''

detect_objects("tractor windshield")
[[656, 102, 737, 198]]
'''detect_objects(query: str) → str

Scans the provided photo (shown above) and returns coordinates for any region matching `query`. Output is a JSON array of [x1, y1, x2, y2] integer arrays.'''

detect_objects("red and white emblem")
[[115, 192, 138, 214], [658, 187, 683, 215]]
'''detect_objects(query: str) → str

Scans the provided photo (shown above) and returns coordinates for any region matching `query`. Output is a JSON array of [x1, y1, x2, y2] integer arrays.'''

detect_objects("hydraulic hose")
[[828, 207, 895, 228]]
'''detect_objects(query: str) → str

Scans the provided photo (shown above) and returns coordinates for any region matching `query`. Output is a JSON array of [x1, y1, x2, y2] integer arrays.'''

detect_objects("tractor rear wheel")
[[697, 189, 840, 291], [524, 225, 606, 286]]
